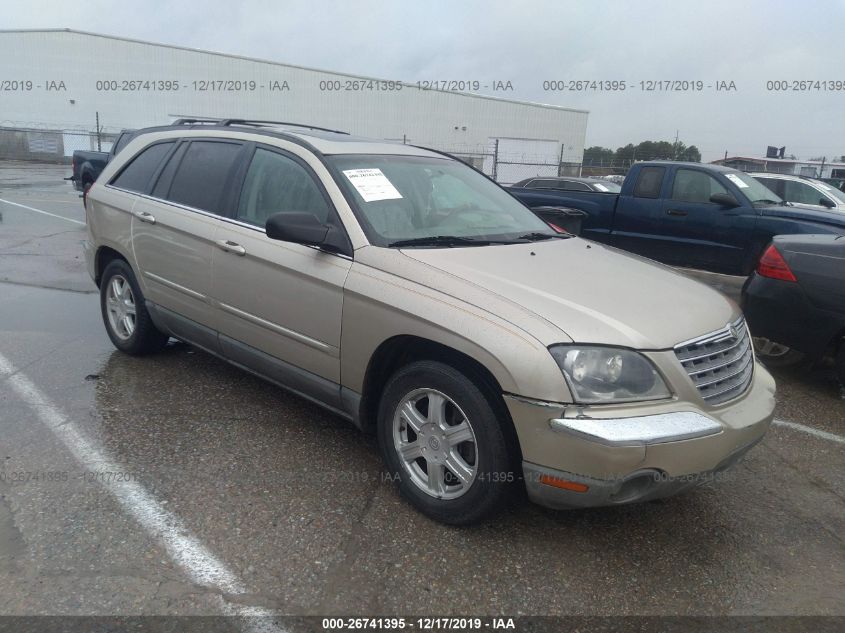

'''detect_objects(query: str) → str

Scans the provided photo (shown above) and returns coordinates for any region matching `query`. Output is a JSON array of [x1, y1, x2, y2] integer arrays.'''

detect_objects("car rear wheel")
[[377, 360, 516, 525], [100, 259, 169, 355], [752, 337, 807, 368]]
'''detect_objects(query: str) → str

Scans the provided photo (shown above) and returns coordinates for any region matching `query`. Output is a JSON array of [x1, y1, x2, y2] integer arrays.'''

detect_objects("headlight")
[[549, 345, 672, 404]]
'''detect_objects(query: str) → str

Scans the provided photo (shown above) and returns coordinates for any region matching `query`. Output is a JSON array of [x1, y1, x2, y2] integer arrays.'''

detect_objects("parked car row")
[[509, 162, 845, 276]]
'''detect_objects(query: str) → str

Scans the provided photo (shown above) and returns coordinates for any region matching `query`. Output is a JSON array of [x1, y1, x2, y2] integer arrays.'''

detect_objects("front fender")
[[340, 260, 571, 402]]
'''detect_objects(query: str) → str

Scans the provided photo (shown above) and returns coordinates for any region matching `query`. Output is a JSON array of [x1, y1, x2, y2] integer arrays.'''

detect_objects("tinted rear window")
[[633, 167, 666, 198], [166, 141, 242, 213], [110, 142, 174, 193]]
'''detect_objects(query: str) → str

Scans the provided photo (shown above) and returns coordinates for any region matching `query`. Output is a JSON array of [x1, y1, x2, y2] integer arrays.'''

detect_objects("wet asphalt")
[[0, 162, 842, 619]]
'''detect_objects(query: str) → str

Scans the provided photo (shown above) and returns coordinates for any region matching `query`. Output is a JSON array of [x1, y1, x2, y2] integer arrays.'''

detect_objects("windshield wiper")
[[388, 235, 490, 248], [516, 232, 575, 241]]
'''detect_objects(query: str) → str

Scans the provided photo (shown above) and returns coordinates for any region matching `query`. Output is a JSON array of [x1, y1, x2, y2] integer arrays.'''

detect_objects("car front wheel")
[[377, 360, 517, 525]]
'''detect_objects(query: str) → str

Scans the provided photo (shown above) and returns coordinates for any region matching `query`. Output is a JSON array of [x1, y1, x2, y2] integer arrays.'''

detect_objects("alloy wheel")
[[392, 388, 478, 500]]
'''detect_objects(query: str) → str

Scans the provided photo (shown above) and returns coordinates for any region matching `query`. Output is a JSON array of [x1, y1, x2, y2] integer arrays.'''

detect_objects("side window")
[[166, 141, 243, 214], [633, 167, 666, 199], [236, 148, 332, 227], [671, 169, 728, 203], [527, 179, 558, 189], [784, 180, 826, 206], [562, 181, 591, 191], [109, 142, 174, 193], [111, 133, 133, 157], [756, 177, 783, 198]]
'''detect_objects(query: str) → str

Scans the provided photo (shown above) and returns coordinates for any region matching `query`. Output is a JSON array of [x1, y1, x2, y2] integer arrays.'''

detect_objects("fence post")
[[492, 139, 499, 181], [95, 111, 101, 152], [559, 143, 565, 176]]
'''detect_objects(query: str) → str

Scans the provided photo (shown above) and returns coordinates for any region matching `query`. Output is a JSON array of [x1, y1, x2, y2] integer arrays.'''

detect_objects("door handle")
[[135, 211, 156, 224], [666, 209, 688, 217], [215, 239, 246, 256]]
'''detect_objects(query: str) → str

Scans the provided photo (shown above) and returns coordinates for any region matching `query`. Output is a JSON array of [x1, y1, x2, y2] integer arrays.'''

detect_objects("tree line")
[[584, 140, 702, 164]]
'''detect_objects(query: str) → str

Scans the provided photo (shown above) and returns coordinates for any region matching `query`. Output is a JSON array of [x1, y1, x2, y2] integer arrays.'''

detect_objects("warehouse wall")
[[0, 29, 588, 163]]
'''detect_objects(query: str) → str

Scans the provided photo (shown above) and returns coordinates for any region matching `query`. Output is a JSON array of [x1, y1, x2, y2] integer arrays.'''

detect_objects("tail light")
[[757, 244, 797, 282]]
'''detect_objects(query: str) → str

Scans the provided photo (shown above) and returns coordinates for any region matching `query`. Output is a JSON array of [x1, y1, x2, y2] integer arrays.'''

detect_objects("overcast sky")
[[6, 0, 844, 161]]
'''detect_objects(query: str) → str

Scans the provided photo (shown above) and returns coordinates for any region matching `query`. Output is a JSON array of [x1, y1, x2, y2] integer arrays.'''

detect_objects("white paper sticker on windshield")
[[725, 173, 749, 188], [342, 168, 403, 202], [593, 183, 609, 192]]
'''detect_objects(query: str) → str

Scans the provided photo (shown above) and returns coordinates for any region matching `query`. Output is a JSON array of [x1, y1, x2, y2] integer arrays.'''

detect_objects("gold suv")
[[84, 119, 776, 524]]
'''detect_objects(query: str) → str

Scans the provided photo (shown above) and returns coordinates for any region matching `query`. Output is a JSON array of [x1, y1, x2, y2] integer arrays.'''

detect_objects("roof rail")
[[171, 117, 223, 125], [169, 117, 348, 134], [219, 119, 349, 135]]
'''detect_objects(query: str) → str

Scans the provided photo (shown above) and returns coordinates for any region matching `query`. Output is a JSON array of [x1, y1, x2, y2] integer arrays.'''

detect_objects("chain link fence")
[[442, 140, 582, 185], [0, 126, 119, 163], [0, 124, 583, 182]]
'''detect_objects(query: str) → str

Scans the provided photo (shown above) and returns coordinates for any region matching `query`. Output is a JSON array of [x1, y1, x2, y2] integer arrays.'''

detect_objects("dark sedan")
[[512, 176, 621, 193], [742, 234, 845, 383]]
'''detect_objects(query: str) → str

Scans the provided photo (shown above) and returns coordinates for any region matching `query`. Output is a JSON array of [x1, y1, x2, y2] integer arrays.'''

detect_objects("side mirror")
[[819, 197, 835, 208], [710, 192, 739, 208], [265, 212, 329, 246]]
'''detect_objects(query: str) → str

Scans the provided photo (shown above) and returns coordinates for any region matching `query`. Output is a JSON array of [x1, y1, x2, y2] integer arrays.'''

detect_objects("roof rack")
[[171, 117, 222, 125], [170, 117, 349, 135]]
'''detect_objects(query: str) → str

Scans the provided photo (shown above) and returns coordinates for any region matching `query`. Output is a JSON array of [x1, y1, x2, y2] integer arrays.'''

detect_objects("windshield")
[[327, 154, 555, 246], [728, 172, 783, 204]]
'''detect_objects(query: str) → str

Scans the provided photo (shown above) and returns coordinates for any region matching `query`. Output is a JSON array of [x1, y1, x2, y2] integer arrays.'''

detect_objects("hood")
[[401, 239, 738, 350], [760, 204, 845, 228]]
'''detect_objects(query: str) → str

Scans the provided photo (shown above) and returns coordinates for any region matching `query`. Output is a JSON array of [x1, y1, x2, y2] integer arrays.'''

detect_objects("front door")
[[211, 145, 352, 402]]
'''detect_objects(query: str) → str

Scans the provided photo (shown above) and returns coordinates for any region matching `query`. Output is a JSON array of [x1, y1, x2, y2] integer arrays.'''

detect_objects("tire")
[[377, 360, 517, 525], [836, 345, 845, 387], [752, 337, 807, 368], [100, 259, 169, 355]]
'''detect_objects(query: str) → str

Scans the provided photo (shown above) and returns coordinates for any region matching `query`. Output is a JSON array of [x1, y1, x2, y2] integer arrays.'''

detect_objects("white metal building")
[[0, 29, 588, 180]]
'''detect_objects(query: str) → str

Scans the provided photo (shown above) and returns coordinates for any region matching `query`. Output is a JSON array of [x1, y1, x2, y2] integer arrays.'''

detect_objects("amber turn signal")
[[539, 474, 589, 493]]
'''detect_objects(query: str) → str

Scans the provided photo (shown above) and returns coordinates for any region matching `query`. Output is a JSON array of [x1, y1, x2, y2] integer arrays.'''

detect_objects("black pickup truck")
[[510, 161, 845, 275], [68, 129, 135, 192]]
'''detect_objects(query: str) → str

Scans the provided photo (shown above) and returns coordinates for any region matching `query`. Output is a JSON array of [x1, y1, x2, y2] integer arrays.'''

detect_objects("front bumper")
[[506, 364, 776, 509]]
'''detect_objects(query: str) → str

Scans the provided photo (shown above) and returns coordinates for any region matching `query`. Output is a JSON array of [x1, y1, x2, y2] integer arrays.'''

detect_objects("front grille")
[[674, 317, 754, 406]]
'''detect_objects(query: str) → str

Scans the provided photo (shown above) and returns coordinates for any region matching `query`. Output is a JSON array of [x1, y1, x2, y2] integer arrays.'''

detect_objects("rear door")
[[130, 138, 245, 350], [609, 165, 670, 260], [211, 144, 352, 403]]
